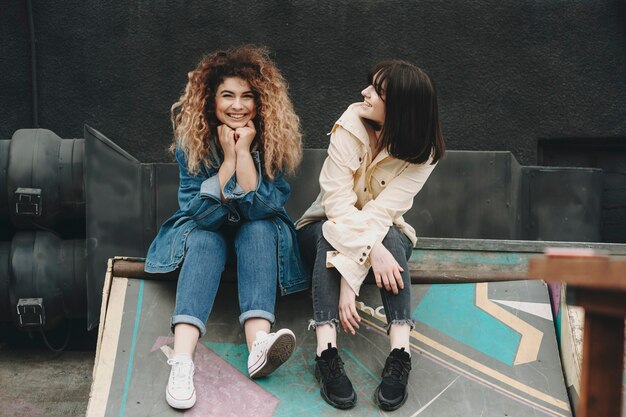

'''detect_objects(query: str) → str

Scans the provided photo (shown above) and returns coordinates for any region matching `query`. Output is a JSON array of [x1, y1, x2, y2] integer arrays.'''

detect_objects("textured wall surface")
[[1, 0, 625, 165]]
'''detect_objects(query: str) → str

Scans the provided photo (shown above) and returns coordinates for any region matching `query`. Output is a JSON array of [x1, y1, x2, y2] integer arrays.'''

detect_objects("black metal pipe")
[[26, 0, 38, 128]]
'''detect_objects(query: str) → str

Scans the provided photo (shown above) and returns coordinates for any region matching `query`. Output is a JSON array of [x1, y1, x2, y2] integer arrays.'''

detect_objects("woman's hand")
[[217, 124, 237, 165], [234, 120, 256, 154], [339, 277, 360, 335], [370, 241, 404, 295]]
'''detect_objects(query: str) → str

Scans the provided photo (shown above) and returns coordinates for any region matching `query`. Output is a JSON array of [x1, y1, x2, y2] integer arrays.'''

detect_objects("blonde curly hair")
[[170, 45, 302, 179]]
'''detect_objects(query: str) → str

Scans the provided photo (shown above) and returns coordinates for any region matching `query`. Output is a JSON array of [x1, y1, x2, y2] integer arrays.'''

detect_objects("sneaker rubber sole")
[[374, 385, 408, 411], [166, 387, 196, 409], [249, 330, 296, 379], [314, 364, 357, 409]]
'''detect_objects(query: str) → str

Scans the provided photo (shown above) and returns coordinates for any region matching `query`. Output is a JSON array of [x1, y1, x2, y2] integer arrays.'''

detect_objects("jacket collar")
[[332, 103, 370, 148], [332, 103, 390, 163]]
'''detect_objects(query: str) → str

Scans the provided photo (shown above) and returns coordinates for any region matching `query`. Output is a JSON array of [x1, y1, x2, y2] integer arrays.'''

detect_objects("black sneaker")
[[314, 343, 357, 409], [374, 347, 412, 411]]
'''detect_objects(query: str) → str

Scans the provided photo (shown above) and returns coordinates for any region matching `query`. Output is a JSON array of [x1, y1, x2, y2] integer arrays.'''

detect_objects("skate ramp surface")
[[88, 259, 573, 417]]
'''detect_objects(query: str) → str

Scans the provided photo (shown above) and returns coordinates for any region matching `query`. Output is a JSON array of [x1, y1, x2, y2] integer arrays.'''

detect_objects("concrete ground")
[[0, 321, 96, 417]]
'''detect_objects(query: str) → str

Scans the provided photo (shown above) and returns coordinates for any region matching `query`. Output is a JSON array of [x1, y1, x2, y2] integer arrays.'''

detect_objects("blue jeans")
[[172, 219, 278, 336], [297, 221, 414, 332]]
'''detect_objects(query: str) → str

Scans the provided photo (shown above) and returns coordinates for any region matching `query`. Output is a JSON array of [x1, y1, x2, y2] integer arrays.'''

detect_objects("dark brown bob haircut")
[[369, 60, 445, 164]]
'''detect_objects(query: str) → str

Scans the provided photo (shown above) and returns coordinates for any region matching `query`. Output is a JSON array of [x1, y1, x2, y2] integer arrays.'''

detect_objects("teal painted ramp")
[[88, 262, 572, 417]]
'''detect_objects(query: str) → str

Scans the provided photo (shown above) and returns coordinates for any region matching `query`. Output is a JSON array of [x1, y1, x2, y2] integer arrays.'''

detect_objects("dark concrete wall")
[[1, 1, 625, 165]]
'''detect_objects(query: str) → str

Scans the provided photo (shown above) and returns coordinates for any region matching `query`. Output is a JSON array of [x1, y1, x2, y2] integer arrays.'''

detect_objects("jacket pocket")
[[370, 167, 395, 195]]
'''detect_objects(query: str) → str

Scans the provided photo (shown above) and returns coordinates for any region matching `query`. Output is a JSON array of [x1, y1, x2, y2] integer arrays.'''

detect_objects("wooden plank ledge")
[[528, 249, 625, 417], [529, 253, 626, 292], [111, 258, 529, 284]]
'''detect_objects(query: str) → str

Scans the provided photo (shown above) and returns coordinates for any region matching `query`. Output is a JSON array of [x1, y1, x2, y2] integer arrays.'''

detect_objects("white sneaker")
[[248, 328, 296, 379], [165, 354, 196, 409]]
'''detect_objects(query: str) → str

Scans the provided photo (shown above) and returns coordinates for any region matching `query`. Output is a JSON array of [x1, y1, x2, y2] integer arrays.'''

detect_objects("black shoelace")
[[327, 355, 346, 379], [385, 358, 410, 381]]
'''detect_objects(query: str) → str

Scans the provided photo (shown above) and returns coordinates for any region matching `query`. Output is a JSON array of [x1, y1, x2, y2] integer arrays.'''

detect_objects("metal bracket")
[[15, 187, 42, 216], [16, 298, 45, 327]]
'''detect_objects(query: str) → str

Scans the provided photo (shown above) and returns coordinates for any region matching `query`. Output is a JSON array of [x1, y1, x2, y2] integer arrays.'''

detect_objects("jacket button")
[[364, 188, 367, 192], [359, 157, 362, 162], [367, 245, 371, 249], [381, 181, 386, 185], [359, 258, 363, 262], [362, 252, 366, 256]]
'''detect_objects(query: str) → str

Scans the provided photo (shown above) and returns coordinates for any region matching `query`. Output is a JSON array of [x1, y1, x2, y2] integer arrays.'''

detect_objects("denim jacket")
[[145, 147, 310, 295]]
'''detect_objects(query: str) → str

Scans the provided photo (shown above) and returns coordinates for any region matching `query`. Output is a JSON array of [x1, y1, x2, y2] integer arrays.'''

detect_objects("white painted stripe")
[[410, 376, 459, 416], [491, 299, 553, 321]]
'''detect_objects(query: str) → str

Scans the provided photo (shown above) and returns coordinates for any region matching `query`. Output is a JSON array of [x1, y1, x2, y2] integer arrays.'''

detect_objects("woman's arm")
[[319, 127, 380, 263], [233, 120, 258, 192], [175, 147, 234, 230], [361, 161, 437, 228], [230, 154, 291, 221], [319, 128, 365, 221], [364, 161, 438, 293], [217, 124, 237, 200], [218, 120, 288, 221], [320, 126, 437, 294]]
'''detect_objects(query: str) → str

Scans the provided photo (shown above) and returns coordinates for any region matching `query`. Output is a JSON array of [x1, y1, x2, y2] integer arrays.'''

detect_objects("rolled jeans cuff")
[[308, 318, 339, 331], [171, 314, 207, 337], [385, 318, 415, 335], [239, 309, 275, 327]]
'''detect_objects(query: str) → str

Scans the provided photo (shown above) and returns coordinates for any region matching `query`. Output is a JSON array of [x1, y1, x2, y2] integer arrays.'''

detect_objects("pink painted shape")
[[184, 343, 279, 417], [547, 283, 561, 319], [150, 336, 174, 352]]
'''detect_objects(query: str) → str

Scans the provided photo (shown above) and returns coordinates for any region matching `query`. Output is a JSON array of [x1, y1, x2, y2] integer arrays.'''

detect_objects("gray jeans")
[[297, 221, 414, 332]]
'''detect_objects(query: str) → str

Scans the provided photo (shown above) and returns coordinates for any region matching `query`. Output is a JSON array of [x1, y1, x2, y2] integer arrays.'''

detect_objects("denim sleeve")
[[176, 147, 237, 230], [229, 152, 291, 220]]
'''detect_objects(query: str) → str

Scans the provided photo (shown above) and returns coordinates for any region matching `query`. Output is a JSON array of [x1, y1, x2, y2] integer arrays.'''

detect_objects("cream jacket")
[[295, 103, 437, 295]]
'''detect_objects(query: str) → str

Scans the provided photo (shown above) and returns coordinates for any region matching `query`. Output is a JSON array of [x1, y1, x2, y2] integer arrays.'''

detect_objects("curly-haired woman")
[[297, 60, 445, 411], [145, 45, 309, 410]]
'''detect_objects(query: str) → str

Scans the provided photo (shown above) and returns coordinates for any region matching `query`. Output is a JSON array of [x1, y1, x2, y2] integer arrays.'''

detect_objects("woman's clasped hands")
[[217, 121, 257, 196], [217, 121, 256, 163]]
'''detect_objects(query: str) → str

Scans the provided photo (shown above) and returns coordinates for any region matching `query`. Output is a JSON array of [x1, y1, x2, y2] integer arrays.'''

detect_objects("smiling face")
[[357, 73, 386, 126], [214, 77, 257, 129]]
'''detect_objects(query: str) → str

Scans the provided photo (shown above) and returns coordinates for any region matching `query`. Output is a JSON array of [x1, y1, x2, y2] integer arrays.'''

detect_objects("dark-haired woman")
[[296, 60, 445, 411], [145, 45, 309, 410]]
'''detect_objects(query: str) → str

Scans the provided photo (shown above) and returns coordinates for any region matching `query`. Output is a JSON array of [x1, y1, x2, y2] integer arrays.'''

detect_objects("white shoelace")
[[253, 331, 269, 347], [167, 359, 194, 391]]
